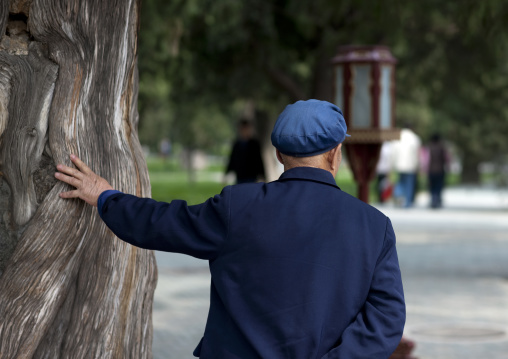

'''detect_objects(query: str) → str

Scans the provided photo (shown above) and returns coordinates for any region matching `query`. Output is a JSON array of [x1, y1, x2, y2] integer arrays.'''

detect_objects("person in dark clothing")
[[226, 120, 265, 183], [427, 133, 448, 208]]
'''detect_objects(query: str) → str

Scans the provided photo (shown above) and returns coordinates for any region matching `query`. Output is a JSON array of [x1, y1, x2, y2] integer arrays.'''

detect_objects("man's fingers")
[[55, 172, 81, 188], [59, 189, 80, 199], [56, 163, 84, 179], [70, 154, 92, 175]]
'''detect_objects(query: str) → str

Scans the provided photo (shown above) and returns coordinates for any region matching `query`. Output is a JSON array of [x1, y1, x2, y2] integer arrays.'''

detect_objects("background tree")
[[138, 0, 508, 183], [395, 1, 508, 182], [0, 1, 156, 358]]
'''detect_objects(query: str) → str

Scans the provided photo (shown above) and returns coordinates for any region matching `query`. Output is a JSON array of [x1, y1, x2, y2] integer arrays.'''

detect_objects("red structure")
[[331, 45, 400, 202]]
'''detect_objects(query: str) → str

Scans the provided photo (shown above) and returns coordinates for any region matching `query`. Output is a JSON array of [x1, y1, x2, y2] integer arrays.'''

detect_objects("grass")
[[150, 174, 225, 205], [147, 157, 226, 205], [147, 156, 372, 204]]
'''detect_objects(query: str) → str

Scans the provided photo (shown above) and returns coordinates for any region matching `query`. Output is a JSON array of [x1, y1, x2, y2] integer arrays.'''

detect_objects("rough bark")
[[0, 1, 157, 358], [0, 2, 7, 37]]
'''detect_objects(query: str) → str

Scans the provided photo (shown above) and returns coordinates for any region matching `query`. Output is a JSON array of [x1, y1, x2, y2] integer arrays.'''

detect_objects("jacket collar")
[[277, 167, 339, 189]]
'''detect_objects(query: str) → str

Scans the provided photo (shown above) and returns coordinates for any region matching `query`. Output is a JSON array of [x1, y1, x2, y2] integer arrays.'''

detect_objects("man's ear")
[[327, 143, 342, 172], [276, 149, 284, 165], [326, 145, 338, 163]]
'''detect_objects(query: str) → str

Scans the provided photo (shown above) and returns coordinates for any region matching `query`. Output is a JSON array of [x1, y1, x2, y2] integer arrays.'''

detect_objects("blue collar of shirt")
[[278, 167, 340, 189]]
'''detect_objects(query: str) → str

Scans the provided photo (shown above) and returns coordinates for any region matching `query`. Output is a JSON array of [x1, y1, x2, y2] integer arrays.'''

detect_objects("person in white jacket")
[[393, 126, 421, 207]]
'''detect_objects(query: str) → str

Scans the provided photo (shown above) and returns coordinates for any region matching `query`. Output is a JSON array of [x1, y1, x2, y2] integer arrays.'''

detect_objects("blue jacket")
[[98, 167, 405, 358]]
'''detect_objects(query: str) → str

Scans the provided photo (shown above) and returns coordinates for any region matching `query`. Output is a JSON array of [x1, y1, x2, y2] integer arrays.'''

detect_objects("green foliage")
[[138, 0, 508, 182], [391, 1, 508, 181], [147, 157, 225, 204], [138, 0, 237, 153]]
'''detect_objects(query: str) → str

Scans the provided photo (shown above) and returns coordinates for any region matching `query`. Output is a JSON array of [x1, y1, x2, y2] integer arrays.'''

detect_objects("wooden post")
[[345, 143, 382, 203]]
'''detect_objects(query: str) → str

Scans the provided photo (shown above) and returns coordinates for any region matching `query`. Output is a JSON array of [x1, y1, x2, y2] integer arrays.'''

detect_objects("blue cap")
[[271, 99, 349, 157]]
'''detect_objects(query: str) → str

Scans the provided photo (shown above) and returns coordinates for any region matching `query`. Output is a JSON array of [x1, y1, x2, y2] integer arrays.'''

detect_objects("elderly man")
[[55, 99, 405, 359]]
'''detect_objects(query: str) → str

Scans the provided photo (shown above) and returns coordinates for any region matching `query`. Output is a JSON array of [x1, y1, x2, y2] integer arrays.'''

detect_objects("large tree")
[[0, 1, 156, 358]]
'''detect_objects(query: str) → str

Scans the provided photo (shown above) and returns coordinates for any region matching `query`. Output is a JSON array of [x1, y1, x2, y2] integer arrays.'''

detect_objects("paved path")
[[152, 187, 508, 359]]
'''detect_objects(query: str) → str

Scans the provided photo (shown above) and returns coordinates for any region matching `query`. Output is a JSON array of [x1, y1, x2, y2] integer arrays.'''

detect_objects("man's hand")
[[55, 154, 114, 207]]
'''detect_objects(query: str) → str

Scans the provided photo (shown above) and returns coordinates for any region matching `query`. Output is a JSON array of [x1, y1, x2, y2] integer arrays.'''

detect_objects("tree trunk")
[[255, 108, 282, 182], [460, 153, 481, 184], [0, 1, 157, 358]]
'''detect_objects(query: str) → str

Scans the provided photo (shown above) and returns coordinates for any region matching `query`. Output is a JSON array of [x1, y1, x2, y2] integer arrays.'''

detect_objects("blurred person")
[[225, 119, 265, 183], [55, 100, 405, 359], [376, 141, 394, 203], [393, 125, 421, 208], [159, 138, 172, 163], [427, 133, 449, 208]]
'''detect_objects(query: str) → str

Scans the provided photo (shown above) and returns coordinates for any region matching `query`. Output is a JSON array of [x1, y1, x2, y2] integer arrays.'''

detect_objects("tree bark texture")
[[0, 1, 157, 358]]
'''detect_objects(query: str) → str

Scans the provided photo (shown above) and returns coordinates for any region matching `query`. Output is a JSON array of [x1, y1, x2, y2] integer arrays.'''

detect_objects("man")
[[225, 119, 265, 184], [55, 99, 405, 358]]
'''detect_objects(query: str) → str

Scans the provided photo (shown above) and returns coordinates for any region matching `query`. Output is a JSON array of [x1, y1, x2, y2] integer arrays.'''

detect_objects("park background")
[[136, 0, 508, 197]]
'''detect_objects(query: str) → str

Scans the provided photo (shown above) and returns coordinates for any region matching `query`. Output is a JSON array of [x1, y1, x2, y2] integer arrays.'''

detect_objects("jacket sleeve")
[[322, 218, 406, 359], [98, 187, 231, 260]]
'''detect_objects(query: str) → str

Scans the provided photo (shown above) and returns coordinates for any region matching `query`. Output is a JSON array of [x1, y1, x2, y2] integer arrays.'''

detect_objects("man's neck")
[[284, 164, 336, 178]]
